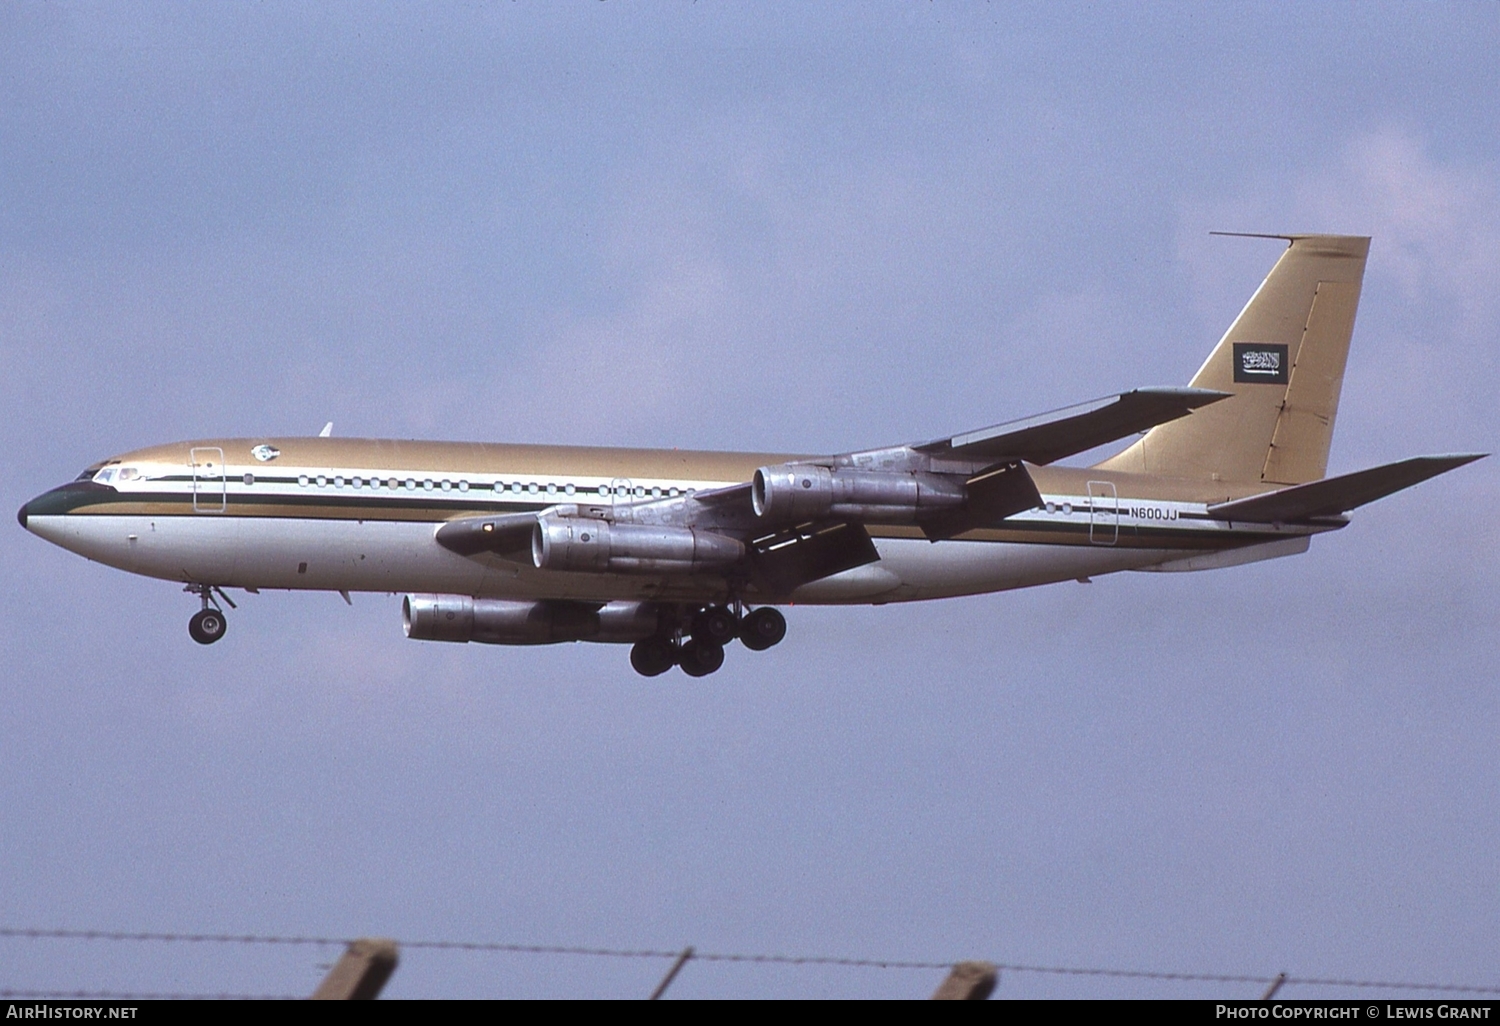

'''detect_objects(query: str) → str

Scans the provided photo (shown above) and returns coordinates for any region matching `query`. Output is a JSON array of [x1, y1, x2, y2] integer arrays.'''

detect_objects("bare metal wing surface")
[[913, 387, 1229, 464]]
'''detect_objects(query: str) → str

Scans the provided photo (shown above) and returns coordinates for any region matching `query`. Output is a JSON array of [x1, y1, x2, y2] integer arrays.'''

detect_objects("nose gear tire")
[[189, 608, 227, 645]]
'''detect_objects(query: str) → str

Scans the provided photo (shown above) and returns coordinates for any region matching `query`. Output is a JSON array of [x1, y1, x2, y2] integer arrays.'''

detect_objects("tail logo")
[[1232, 343, 1289, 385]]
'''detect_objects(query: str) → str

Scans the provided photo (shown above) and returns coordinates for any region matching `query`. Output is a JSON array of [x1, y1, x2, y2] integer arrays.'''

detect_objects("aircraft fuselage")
[[21, 436, 1328, 607]]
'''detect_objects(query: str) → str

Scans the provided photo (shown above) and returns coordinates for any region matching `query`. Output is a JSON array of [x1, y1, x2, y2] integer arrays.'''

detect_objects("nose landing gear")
[[185, 583, 233, 645]]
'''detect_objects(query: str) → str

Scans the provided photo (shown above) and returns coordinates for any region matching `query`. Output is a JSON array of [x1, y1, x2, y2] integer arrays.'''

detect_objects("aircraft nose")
[[17, 499, 29, 531]]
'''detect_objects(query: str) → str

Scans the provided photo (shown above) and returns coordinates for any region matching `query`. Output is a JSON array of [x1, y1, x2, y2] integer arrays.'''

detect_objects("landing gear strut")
[[185, 584, 230, 645]]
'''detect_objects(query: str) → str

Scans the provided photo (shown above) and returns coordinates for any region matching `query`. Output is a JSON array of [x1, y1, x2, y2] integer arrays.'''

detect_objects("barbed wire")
[[4, 927, 1499, 995], [1, 989, 298, 1000]]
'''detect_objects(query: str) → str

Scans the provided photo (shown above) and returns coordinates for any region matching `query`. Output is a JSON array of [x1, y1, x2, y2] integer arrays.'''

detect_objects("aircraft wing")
[[1208, 454, 1486, 523], [914, 387, 1229, 465]]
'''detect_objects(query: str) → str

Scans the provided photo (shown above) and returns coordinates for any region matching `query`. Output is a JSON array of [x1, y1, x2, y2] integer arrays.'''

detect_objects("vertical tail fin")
[[1097, 234, 1369, 484]]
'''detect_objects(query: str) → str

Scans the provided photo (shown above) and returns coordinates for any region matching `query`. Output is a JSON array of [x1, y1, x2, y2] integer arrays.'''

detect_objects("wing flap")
[[921, 460, 1043, 540], [916, 387, 1229, 465], [1208, 454, 1486, 523], [749, 520, 880, 595]]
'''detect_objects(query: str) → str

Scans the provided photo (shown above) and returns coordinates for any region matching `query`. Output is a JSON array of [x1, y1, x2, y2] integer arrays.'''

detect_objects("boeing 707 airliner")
[[18, 235, 1484, 676]]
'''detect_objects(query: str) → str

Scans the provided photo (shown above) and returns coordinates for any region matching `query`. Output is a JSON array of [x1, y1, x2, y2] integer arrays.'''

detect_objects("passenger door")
[[1087, 480, 1117, 545], [191, 447, 226, 513]]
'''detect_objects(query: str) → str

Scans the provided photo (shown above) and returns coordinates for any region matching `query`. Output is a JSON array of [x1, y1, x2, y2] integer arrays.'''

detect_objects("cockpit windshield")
[[89, 465, 137, 485]]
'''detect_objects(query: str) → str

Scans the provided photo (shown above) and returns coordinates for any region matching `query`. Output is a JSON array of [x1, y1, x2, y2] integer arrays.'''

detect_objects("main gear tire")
[[630, 637, 678, 677], [678, 639, 725, 677], [188, 608, 227, 645], [691, 605, 738, 645], [739, 607, 787, 651]]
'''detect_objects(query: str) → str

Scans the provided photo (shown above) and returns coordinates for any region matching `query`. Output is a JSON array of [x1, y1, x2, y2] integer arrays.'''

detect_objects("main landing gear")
[[629, 605, 787, 678], [185, 583, 233, 645]]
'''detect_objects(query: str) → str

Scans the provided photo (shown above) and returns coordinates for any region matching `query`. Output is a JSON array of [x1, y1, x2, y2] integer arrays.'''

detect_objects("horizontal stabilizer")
[[435, 512, 537, 559], [916, 387, 1229, 465], [1208, 454, 1486, 523]]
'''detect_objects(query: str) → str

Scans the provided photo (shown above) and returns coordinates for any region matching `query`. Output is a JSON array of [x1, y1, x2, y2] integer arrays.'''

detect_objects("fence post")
[[931, 961, 998, 1000], [310, 937, 400, 1000]]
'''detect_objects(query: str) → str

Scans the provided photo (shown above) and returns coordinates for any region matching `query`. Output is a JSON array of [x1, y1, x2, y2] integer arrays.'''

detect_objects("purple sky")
[[2, 2, 1497, 998]]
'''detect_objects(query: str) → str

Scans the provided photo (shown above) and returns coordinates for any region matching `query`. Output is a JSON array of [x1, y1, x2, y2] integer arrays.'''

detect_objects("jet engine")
[[402, 594, 666, 645], [752, 464, 966, 523], [531, 518, 744, 574]]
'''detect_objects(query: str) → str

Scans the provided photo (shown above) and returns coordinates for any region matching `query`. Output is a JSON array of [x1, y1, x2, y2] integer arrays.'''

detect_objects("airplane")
[[17, 233, 1485, 677]]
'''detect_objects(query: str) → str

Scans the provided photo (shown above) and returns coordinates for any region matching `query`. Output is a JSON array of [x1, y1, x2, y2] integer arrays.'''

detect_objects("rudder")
[[1097, 234, 1369, 484]]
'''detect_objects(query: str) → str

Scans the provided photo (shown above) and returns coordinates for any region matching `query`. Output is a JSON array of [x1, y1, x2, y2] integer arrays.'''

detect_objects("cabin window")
[[651, 486, 661, 498], [334, 476, 345, 488], [511, 482, 523, 494], [441, 479, 452, 491], [598, 485, 610, 497], [243, 473, 255, 486], [423, 479, 434, 491], [352, 477, 363, 489], [565, 483, 575, 496], [668, 487, 679, 498], [458, 480, 469, 492], [316, 475, 327, 487], [1062, 503, 1072, 515], [528, 483, 539, 494], [405, 479, 417, 490], [546, 483, 557, 495], [299, 475, 309, 487]]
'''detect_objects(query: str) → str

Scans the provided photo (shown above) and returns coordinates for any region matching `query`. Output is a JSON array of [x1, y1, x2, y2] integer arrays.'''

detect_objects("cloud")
[[1298, 128, 1500, 331]]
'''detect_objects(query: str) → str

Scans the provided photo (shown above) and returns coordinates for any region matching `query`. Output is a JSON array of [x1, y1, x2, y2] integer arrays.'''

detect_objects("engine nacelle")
[[403, 594, 666, 645], [532, 518, 744, 574], [751, 464, 966, 522]]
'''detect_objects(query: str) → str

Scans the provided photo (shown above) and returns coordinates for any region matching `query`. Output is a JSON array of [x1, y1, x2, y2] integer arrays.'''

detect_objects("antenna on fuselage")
[[319, 422, 333, 437]]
